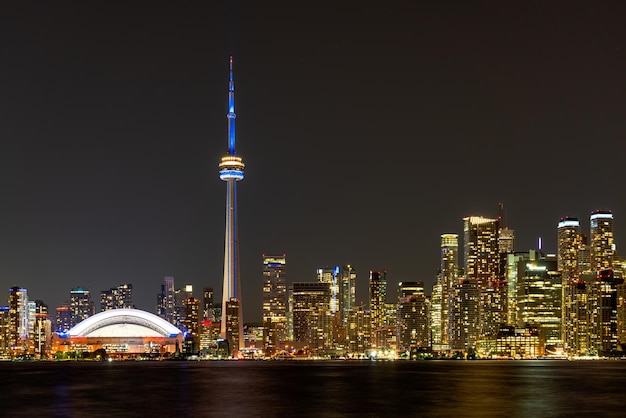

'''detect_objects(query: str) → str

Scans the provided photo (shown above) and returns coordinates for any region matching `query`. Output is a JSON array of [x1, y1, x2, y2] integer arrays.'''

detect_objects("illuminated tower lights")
[[590, 210, 614, 272], [463, 216, 503, 339], [440, 233, 459, 349], [557, 216, 581, 281], [262, 254, 287, 356], [219, 57, 245, 353]]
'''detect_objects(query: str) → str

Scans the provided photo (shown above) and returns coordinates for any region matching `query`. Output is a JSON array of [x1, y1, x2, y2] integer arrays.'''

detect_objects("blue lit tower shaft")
[[219, 57, 244, 349]]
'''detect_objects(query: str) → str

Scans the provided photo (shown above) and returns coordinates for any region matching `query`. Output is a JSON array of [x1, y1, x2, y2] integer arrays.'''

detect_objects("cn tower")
[[219, 56, 244, 352]]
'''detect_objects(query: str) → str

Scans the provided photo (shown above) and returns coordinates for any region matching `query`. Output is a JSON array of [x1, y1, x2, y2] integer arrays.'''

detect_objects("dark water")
[[1, 360, 625, 417]]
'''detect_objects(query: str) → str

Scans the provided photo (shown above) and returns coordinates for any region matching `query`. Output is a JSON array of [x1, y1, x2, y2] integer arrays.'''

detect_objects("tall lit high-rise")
[[558, 217, 581, 281], [440, 233, 458, 349], [0, 306, 9, 356], [291, 282, 332, 355], [202, 287, 214, 322], [590, 210, 614, 271], [262, 254, 287, 356], [157, 276, 175, 324], [369, 270, 387, 349], [463, 216, 503, 338], [219, 57, 245, 352], [515, 251, 563, 351], [396, 282, 429, 352], [100, 283, 133, 311], [317, 267, 339, 313], [69, 287, 94, 327], [339, 265, 356, 326], [8, 287, 28, 356]]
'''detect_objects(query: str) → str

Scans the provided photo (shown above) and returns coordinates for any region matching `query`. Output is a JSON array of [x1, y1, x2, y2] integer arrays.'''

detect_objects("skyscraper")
[[558, 217, 581, 281], [317, 267, 339, 313], [8, 287, 28, 356], [157, 276, 175, 324], [219, 57, 245, 353], [339, 265, 356, 327], [291, 282, 332, 355], [463, 216, 503, 339], [588, 269, 623, 355], [69, 287, 94, 327], [369, 270, 387, 349], [396, 282, 429, 351], [202, 287, 214, 322], [515, 251, 563, 352], [440, 233, 458, 349], [262, 254, 287, 356], [397, 296, 429, 353], [183, 297, 201, 354], [100, 283, 133, 311], [590, 210, 614, 271], [563, 279, 590, 357]]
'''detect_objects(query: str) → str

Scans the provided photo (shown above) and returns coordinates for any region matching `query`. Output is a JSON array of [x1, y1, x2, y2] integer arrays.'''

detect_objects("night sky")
[[1, 1, 625, 322]]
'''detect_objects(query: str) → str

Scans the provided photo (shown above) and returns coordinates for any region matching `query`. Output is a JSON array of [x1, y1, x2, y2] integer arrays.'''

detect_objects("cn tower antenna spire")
[[227, 55, 236, 155]]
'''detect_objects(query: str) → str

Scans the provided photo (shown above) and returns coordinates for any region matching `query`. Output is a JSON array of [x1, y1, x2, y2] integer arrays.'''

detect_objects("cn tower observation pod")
[[55, 309, 183, 357]]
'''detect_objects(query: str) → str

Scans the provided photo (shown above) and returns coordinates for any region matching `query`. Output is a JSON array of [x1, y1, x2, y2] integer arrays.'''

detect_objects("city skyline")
[[1, 2, 625, 322], [3, 207, 621, 322]]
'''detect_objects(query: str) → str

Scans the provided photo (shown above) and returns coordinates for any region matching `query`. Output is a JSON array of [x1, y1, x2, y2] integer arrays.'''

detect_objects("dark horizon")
[[1, 1, 625, 322]]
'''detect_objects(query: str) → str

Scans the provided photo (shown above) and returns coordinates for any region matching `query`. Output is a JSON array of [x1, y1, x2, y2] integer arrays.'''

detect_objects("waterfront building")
[[183, 297, 201, 354], [33, 300, 51, 358], [69, 287, 94, 328], [219, 57, 245, 354], [0, 306, 9, 356], [369, 270, 387, 350], [506, 251, 527, 326], [100, 283, 134, 311], [339, 265, 357, 332], [590, 210, 614, 271], [397, 284, 429, 352], [347, 304, 371, 356], [563, 279, 591, 356], [558, 217, 581, 281], [9, 287, 29, 356], [430, 280, 443, 349], [617, 281, 626, 347], [493, 326, 544, 359], [515, 251, 563, 352], [262, 254, 287, 356], [463, 216, 504, 338], [378, 303, 398, 352], [53, 309, 183, 358], [55, 305, 72, 334], [588, 269, 623, 355], [27, 301, 36, 354], [450, 278, 479, 352], [440, 233, 458, 349], [291, 282, 332, 356], [317, 266, 343, 348]]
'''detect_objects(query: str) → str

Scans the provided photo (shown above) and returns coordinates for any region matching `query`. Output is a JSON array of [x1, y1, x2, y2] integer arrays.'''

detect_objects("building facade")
[[262, 254, 287, 356]]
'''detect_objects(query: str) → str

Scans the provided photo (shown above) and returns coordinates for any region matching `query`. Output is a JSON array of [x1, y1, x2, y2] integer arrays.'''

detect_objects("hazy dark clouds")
[[1, 1, 625, 321]]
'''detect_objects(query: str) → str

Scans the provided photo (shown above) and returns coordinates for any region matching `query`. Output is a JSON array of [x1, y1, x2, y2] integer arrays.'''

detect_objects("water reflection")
[[1, 360, 626, 417]]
